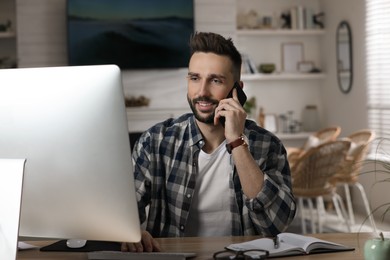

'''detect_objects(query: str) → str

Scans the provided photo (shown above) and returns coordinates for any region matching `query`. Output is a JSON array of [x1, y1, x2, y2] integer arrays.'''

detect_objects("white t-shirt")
[[185, 141, 233, 237]]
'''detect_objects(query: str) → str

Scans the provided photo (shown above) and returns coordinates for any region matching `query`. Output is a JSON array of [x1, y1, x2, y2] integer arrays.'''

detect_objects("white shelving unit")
[[236, 29, 325, 36], [0, 31, 15, 38], [235, 0, 325, 146], [236, 28, 326, 79], [242, 72, 325, 81]]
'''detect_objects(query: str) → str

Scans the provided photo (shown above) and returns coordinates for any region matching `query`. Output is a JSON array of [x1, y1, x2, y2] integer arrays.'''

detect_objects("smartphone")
[[219, 82, 247, 127]]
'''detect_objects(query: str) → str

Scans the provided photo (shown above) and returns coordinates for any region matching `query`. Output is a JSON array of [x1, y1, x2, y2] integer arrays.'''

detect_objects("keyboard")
[[87, 251, 197, 260]]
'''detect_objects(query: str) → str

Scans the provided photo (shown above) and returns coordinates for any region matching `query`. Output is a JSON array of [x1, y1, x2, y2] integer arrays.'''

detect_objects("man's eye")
[[212, 78, 222, 84], [188, 76, 198, 81]]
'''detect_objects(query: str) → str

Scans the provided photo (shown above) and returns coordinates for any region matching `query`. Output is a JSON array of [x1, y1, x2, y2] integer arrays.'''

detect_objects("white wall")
[[320, 0, 367, 136]]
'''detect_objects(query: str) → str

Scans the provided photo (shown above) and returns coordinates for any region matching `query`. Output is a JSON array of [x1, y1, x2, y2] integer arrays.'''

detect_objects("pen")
[[273, 236, 279, 249]]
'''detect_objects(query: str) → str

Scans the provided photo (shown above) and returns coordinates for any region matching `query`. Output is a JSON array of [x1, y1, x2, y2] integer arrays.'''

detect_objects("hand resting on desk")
[[121, 230, 161, 252]]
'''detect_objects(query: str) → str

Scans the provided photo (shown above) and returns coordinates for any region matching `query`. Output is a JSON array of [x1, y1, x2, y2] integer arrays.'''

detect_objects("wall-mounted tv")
[[67, 0, 194, 69]]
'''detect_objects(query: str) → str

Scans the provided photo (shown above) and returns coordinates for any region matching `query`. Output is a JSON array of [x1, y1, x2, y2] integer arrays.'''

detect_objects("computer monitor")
[[0, 65, 141, 243]]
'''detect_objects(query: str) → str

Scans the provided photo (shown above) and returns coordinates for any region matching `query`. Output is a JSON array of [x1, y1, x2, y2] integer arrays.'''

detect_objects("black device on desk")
[[219, 82, 247, 127]]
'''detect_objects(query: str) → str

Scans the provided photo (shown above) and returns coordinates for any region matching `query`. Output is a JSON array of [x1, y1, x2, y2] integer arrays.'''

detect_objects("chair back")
[[287, 126, 342, 168], [302, 126, 342, 151], [332, 129, 375, 183], [291, 140, 351, 197]]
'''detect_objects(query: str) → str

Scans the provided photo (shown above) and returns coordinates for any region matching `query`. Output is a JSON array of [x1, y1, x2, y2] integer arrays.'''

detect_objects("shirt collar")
[[187, 115, 204, 148]]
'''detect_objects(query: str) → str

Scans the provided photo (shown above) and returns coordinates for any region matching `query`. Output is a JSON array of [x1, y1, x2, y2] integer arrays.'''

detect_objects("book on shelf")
[[290, 6, 316, 30], [226, 232, 354, 258], [241, 54, 257, 74]]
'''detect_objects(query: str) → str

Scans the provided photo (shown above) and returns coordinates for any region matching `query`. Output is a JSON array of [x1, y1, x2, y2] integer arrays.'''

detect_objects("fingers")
[[214, 87, 246, 127], [121, 231, 161, 252], [220, 89, 241, 109], [121, 241, 144, 252], [141, 230, 161, 252], [151, 238, 162, 252]]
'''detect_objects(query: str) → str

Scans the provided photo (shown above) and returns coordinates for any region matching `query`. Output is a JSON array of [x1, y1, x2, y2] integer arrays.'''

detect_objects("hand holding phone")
[[219, 82, 247, 127]]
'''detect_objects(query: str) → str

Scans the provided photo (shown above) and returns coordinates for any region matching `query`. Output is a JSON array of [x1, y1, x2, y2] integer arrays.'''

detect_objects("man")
[[122, 32, 296, 252]]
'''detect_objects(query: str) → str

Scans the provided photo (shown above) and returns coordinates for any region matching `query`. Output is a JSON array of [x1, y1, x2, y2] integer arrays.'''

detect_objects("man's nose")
[[198, 82, 211, 96]]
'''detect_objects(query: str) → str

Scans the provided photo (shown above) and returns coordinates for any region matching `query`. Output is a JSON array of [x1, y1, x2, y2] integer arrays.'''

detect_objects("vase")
[[302, 105, 320, 132]]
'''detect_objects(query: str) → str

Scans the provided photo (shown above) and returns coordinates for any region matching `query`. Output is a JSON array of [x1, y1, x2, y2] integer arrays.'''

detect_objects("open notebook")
[[226, 232, 354, 258]]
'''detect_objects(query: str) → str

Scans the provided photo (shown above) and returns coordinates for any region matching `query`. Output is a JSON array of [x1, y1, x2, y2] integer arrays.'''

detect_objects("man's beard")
[[187, 95, 218, 125]]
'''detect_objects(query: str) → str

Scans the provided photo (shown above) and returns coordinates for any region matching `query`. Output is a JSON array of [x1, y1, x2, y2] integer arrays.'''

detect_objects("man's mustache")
[[192, 97, 219, 105]]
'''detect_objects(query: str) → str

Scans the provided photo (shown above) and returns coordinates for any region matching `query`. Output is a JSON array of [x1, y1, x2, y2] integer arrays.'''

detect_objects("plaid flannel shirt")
[[132, 113, 296, 237]]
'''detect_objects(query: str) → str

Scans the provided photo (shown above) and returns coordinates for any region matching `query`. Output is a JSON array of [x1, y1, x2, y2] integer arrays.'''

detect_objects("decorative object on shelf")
[[297, 61, 314, 73], [258, 63, 276, 74], [313, 12, 325, 29], [280, 6, 318, 30], [257, 107, 277, 133], [258, 107, 265, 127], [236, 11, 247, 29], [279, 114, 288, 133], [279, 111, 301, 133], [302, 105, 320, 132], [290, 5, 305, 30], [243, 96, 256, 119], [264, 114, 278, 133], [125, 95, 150, 107], [287, 110, 301, 133], [280, 12, 291, 29], [337, 20, 353, 94], [0, 20, 11, 32], [282, 42, 304, 73], [245, 10, 259, 29], [262, 16, 272, 29], [310, 67, 321, 73]]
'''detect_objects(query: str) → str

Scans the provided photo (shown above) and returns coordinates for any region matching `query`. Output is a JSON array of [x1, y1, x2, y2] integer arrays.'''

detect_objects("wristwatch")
[[226, 134, 248, 154]]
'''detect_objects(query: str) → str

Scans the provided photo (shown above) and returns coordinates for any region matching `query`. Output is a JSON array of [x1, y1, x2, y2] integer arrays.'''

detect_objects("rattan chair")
[[291, 140, 351, 234], [287, 126, 342, 168], [331, 129, 377, 231]]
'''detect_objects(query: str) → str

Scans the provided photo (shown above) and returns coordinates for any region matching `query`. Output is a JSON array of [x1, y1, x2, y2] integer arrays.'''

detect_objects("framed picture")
[[282, 42, 304, 72], [67, 0, 194, 69]]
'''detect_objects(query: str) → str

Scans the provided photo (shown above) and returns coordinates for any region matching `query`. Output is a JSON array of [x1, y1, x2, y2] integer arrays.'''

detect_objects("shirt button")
[[186, 194, 191, 199], [180, 225, 185, 231]]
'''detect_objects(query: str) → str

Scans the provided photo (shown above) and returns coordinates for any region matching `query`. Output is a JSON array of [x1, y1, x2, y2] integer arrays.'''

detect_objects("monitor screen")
[[0, 65, 141, 243], [66, 0, 194, 69]]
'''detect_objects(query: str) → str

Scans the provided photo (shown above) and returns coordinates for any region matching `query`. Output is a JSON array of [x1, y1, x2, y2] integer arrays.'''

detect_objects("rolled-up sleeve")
[[242, 128, 296, 236]]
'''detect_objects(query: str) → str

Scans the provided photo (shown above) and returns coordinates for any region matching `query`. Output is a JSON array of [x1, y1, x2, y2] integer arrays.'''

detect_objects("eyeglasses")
[[213, 249, 269, 259]]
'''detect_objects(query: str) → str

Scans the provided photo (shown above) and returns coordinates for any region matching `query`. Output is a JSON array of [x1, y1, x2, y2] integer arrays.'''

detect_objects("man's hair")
[[189, 32, 242, 81]]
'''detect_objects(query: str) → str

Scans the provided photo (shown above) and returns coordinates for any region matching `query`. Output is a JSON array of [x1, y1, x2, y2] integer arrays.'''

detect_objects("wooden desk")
[[17, 232, 383, 260]]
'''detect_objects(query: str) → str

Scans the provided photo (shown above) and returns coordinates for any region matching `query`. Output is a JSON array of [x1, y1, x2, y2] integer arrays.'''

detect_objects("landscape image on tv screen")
[[67, 0, 194, 69]]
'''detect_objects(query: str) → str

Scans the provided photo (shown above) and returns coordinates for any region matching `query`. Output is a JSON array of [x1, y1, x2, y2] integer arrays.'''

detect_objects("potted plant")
[[358, 139, 390, 259]]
